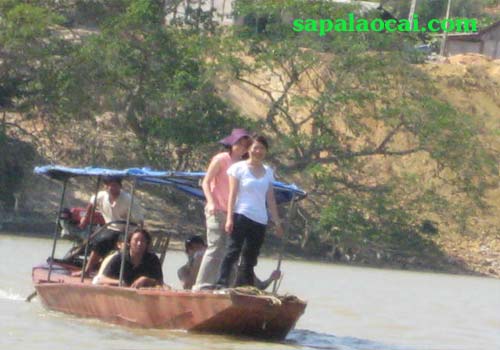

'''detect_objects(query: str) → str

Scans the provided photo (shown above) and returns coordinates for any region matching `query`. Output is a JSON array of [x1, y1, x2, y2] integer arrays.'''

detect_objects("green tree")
[[0, 0, 251, 170], [0, 1, 65, 207]]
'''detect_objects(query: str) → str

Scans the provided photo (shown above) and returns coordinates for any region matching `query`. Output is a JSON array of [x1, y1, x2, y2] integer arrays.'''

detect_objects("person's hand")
[[78, 216, 89, 229], [71, 270, 88, 278], [131, 276, 149, 289], [270, 270, 281, 281], [225, 218, 233, 234], [206, 202, 216, 215]]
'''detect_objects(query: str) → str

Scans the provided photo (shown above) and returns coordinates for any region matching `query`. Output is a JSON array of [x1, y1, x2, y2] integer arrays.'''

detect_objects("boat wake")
[[0, 288, 25, 301], [286, 329, 413, 350]]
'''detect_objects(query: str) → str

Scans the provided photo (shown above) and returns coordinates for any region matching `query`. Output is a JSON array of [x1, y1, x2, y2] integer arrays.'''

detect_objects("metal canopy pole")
[[47, 178, 69, 282], [272, 192, 297, 295], [408, 0, 418, 31], [440, 0, 453, 56], [119, 178, 137, 287], [80, 176, 101, 282]]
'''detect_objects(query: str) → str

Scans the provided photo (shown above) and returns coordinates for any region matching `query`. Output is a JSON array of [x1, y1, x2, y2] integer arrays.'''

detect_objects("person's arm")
[[177, 264, 191, 289], [78, 202, 94, 229], [130, 276, 161, 288], [202, 156, 222, 215], [100, 253, 123, 285], [188, 252, 203, 288], [267, 186, 284, 237], [93, 275, 120, 286], [225, 175, 239, 234], [131, 254, 163, 288], [254, 270, 281, 290]]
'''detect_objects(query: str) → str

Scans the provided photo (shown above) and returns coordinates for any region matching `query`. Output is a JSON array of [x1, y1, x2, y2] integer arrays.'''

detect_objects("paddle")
[[271, 247, 285, 295], [272, 193, 297, 295], [25, 291, 37, 302]]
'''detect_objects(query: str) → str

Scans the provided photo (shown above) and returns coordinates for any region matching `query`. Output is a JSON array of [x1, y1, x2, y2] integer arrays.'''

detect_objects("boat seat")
[[151, 232, 171, 265]]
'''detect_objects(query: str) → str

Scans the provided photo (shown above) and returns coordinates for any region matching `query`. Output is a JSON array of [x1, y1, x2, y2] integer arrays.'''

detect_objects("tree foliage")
[[221, 0, 498, 252], [0, 0, 251, 170]]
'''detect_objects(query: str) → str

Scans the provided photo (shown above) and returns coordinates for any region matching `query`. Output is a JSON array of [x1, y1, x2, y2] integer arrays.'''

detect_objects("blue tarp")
[[34, 165, 307, 204]]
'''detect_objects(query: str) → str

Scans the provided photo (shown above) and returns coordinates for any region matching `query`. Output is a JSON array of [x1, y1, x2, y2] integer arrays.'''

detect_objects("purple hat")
[[219, 128, 251, 146]]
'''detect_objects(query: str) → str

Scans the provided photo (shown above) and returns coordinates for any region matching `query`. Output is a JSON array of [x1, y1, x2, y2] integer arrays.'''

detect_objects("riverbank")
[[3, 212, 498, 279]]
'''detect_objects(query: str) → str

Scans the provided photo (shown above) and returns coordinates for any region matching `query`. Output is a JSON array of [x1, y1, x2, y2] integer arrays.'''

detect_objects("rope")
[[230, 286, 283, 306]]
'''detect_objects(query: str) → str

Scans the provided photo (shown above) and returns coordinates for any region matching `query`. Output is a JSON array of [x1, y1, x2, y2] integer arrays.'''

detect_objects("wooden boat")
[[33, 261, 306, 339], [31, 165, 308, 340]]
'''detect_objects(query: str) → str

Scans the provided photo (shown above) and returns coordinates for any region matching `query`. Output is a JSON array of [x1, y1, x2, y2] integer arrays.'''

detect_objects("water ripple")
[[0, 288, 25, 301], [286, 329, 410, 350]]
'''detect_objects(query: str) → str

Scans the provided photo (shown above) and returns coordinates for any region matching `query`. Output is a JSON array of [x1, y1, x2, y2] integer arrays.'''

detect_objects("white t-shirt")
[[227, 161, 275, 225], [90, 191, 144, 231]]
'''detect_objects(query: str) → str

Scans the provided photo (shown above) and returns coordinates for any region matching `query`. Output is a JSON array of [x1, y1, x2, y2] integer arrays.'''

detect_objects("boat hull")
[[33, 263, 306, 339]]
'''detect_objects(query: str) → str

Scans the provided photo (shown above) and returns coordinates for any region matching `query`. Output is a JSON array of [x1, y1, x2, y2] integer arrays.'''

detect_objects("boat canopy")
[[34, 165, 307, 204]]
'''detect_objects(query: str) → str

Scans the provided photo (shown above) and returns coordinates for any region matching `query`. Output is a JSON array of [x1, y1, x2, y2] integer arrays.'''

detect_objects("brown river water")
[[1, 234, 499, 350]]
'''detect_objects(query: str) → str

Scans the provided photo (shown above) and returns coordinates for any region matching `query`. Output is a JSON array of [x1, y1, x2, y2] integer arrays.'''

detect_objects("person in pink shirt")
[[192, 128, 252, 290]]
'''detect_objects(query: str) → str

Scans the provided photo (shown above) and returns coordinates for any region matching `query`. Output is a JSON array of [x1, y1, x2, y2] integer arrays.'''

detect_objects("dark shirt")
[[103, 251, 163, 286]]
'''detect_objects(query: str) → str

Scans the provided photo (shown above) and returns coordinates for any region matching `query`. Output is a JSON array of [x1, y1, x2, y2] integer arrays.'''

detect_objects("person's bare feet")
[[71, 270, 89, 277]]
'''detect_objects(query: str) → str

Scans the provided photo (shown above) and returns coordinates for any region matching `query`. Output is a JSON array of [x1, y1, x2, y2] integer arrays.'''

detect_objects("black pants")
[[217, 213, 266, 287], [89, 228, 122, 257]]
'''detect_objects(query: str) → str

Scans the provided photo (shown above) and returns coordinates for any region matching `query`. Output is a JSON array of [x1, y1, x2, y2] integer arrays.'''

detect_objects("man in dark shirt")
[[101, 229, 163, 288]]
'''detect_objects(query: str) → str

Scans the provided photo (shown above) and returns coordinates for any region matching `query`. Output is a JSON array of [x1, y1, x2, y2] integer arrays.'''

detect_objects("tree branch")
[[374, 122, 404, 153], [288, 147, 422, 171]]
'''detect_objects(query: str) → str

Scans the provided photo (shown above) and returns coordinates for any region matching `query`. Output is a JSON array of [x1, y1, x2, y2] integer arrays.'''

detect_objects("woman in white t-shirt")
[[216, 136, 284, 287]]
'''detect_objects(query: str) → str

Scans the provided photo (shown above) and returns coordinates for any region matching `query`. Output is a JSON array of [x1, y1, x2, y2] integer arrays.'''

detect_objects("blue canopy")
[[35, 165, 307, 204]]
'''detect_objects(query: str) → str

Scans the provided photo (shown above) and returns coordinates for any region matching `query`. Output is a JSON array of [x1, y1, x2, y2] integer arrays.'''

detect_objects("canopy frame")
[[35, 165, 307, 287]]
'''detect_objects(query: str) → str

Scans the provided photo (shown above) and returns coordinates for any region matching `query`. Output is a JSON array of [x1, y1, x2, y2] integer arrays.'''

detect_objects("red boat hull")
[[33, 263, 306, 339]]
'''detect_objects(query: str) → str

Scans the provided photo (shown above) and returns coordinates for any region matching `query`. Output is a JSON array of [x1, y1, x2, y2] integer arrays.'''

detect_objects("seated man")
[[73, 176, 144, 276], [178, 235, 207, 290], [97, 229, 163, 288]]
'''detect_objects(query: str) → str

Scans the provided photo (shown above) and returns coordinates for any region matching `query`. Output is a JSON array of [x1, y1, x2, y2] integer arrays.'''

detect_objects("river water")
[[1, 234, 499, 350]]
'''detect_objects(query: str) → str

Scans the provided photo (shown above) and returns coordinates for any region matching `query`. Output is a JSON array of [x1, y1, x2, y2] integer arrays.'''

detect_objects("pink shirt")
[[208, 152, 232, 212]]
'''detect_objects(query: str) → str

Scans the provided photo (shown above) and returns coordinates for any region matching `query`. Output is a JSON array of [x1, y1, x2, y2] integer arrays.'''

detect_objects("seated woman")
[[95, 229, 163, 288]]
